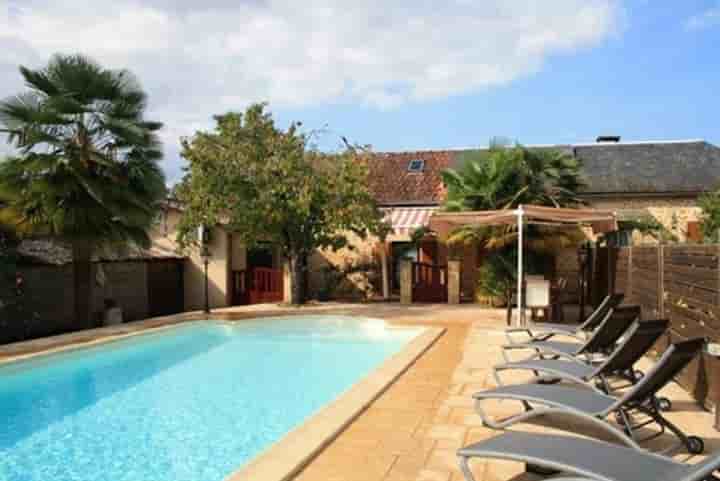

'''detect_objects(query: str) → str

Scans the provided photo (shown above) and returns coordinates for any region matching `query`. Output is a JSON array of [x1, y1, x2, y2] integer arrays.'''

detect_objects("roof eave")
[[377, 200, 442, 207], [579, 191, 705, 199]]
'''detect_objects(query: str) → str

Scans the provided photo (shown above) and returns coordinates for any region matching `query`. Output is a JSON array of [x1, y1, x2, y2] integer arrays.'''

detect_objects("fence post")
[[627, 247, 633, 303], [658, 244, 665, 319], [716, 245, 720, 430], [717, 245, 720, 307]]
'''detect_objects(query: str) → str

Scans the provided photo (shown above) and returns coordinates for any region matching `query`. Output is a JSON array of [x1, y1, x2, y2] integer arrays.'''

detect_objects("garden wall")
[[2, 259, 183, 344]]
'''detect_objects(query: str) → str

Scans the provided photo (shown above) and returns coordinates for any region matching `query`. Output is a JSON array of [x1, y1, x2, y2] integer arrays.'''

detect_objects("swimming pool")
[[0, 316, 423, 481]]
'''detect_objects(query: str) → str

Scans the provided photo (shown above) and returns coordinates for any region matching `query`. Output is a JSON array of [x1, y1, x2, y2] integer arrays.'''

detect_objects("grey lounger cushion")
[[474, 384, 616, 414], [458, 431, 690, 481], [495, 359, 596, 381], [503, 340, 583, 356]]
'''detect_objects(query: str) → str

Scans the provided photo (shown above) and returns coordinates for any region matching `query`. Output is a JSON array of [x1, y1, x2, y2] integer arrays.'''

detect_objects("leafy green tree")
[[440, 144, 586, 322], [699, 189, 720, 243], [0, 54, 166, 328], [176, 103, 388, 305]]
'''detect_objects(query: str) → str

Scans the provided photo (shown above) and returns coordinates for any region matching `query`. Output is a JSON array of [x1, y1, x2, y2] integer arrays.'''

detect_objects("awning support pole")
[[516, 205, 524, 326]]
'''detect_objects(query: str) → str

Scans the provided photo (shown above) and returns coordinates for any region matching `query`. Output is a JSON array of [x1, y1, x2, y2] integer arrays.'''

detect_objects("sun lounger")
[[457, 431, 719, 481], [501, 305, 641, 363], [505, 293, 624, 344], [475, 338, 706, 454], [494, 319, 669, 404]]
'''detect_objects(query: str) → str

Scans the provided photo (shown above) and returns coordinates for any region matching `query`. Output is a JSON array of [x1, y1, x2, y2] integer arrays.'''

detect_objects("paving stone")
[[427, 424, 468, 442], [424, 447, 461, 472], [416, 468, 452, 481]]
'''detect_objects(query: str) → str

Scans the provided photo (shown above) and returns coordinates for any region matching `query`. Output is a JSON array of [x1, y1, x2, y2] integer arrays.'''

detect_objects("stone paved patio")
[[294, 320, 469, 481]]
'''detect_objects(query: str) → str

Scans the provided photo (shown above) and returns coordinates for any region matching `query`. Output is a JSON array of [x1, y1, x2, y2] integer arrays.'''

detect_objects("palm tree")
[[441, 145, 586, 247], [0, 54, 166, 328], [440, 144, 586, 322], [443, 145, 585, 211]]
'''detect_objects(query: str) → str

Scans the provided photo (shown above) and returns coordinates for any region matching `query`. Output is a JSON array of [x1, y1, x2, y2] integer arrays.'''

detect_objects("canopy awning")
[[382, 207, 436, 236], [429, 205, 618, 236], [427, 204, 617, 326]]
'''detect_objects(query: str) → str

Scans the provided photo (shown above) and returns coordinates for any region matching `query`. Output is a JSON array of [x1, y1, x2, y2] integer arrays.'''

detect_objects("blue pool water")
[[0, 316, 421, 481]]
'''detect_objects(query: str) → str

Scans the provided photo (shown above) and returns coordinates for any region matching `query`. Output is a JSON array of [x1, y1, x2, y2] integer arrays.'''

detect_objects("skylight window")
[[407, 159, 425, 173]]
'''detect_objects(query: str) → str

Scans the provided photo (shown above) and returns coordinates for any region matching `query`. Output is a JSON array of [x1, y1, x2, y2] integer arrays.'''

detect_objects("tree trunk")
[[72, 240, 94, 329], [288, 252, 307, 305]]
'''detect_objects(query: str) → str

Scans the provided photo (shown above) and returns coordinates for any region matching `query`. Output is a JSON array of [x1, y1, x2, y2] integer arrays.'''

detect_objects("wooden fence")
[[610, 245, 718, 408], [232, 267, 284, 305]]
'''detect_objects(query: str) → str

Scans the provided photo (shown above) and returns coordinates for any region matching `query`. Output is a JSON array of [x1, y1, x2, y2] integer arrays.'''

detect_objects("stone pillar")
[[400, 260, 412, 305], [282, 260, 292, 304], [448, 260, 461, 304]]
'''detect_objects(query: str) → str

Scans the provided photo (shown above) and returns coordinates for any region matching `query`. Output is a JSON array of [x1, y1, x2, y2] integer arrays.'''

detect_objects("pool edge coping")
[[0, 317, 202, 366], [225, 325, 446, 481]]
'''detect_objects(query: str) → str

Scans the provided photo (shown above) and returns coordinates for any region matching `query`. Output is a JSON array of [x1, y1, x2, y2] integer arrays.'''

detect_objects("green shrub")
[[699, 189, 720, 243], [476, 247, 545, 324]]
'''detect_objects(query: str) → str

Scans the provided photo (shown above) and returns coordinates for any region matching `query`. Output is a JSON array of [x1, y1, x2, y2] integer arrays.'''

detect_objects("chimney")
[[596, 135, 621, 143]]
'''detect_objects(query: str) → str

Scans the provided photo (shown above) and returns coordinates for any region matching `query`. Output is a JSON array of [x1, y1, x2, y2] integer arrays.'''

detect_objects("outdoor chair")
[[501, 304, 641, 363], [505, 293, 624, 344], [474, 337, 706, 454], [457, 431, 720, 481], [493, 319, 671, 407]]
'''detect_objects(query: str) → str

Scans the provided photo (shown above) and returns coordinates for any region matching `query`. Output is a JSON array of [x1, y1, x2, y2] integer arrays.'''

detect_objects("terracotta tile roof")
[[367, 150, 453, 205]]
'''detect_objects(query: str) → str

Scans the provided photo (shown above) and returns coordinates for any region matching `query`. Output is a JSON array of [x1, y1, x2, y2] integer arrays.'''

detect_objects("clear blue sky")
[[1, 0, 719, 183]]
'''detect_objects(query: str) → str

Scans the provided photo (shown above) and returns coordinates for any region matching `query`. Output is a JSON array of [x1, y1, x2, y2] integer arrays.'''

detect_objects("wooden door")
[[147, 260, 184, 317]]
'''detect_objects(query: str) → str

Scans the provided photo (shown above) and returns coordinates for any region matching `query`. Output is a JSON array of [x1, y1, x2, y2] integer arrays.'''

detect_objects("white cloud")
[[0, 0, 623, 182], [685, 4, 720, 31]]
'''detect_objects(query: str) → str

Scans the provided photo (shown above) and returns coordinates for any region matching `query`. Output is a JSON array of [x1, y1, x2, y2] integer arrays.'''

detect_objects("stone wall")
[[4, 260, 177, 344], [304, 226, 485, 302], [589, 196, 701, 243], [555, 247, 581, 299], [93, 261, 148, 322], [16, 264, 75, 337], [308, 230, 381, 300], [459, 243, 479, 300]]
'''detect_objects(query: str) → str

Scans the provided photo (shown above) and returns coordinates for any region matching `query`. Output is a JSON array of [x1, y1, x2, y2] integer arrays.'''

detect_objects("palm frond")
[[438, 143, 587, 258], [0, 53, 166, 249]]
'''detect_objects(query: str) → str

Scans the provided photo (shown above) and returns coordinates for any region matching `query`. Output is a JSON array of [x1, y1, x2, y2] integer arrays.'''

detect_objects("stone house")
[[150, 137, 720, 308], [150, 202, 287, 311], [311, 137, 720, 302], [568, 138, 720, 242]]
